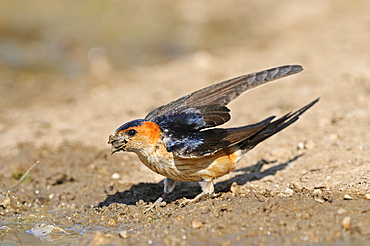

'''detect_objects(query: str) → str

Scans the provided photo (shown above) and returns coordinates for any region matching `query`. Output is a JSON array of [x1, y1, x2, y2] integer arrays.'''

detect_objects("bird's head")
[[108, 119, 162, 154]]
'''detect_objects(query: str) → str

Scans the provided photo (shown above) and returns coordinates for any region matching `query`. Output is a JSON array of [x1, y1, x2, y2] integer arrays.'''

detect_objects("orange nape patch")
[[140, 121, 162, 144], [134, 121, 162, 145]]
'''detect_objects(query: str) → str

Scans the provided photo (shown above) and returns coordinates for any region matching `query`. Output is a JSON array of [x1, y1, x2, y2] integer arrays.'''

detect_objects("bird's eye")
[[127, 129, 137, 137]]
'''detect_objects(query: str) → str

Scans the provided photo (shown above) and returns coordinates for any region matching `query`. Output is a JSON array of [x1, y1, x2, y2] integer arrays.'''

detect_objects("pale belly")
[[137, 147, 246, 182]]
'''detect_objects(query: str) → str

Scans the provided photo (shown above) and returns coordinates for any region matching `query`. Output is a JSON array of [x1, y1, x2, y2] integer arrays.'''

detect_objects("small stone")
[[321, 191, 332, 202], [230, 182, 239, 194], [314, 198, 325, 204], [297, 142, 306, 150], [192, 220, 203, 229], [314, 184, 326, 189], [337, 208, 346, 215], [289, 182, 302, 190], [284, 188, 294, 196], [0, 196, 10, 208], [342, 216, 351, 230], [364, 194, 370, 200], [297, 140, 315, 150], [343, 194, 353, 200], [313, 189, 322, 195], [119, 230, 128, 239], [111, 173, 120, 179], [136, 200, 146, 206], [230, 182, 248, 196], [107, 219, 116, 225]]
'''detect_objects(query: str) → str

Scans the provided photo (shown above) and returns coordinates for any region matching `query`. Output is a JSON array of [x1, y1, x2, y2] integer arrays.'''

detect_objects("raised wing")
[[145, 65, 303, 129]]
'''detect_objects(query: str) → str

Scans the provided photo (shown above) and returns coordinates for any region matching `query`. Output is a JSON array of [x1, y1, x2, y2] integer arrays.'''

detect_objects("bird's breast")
[[135, 143, 246, 183]]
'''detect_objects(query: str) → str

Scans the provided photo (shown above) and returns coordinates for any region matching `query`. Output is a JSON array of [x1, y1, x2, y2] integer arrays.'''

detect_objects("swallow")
[[108, 65, 319, 211]]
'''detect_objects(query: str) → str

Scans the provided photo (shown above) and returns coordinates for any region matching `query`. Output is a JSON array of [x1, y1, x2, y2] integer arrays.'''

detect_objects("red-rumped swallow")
[[108, 65, 318, 210]]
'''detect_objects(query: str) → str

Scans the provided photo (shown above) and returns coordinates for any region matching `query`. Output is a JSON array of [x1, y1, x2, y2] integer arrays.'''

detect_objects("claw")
[[179, 192, 208, 208], [143, 199, 167, 214]]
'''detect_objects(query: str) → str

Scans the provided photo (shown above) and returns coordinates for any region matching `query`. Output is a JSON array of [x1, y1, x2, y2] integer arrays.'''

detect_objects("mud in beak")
[[108, 134, 127, 154]]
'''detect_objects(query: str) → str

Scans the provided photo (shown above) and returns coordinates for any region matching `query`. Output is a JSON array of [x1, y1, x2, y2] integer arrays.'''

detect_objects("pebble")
[[119, 230, 128, 239], [284, 188, 294, 196], [107, 219, 116, 225], [342, 216, 351, 230], [0, 196, 10, 207], [297, 140, 315, 150], [111, 173, 120, 179], [364, 194, 370, 200], [297, 142, 306, 150], [337, 208, 346, 215], [289, 182, 302, 190], [314, 198, 325, 204], [313, 189, 322, 195], [230, 182, 248, 195], [191, 220, 203, 229], [343, 194, 353, 200]]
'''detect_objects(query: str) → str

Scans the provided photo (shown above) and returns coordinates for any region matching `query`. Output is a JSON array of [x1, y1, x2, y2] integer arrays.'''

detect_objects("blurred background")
[[0, 1, 272, 75], [0, 0, 265, 109], [1, 0, 367, 111]]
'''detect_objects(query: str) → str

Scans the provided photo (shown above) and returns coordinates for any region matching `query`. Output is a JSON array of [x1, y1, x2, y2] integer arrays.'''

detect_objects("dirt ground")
[[1, 1, 369, 245]]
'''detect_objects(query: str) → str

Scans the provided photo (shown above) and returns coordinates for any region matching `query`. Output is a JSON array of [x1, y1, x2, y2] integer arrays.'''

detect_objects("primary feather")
[[145, 65, 303, 125]]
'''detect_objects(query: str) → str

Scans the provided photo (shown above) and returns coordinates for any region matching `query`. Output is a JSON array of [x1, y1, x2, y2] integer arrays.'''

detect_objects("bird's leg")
[[180, 180, 214, 207], [143, 178, 178, 213]]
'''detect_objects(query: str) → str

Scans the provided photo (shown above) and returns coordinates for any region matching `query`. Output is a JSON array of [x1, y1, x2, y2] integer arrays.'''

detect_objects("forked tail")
[[241, 98, 319, 150]]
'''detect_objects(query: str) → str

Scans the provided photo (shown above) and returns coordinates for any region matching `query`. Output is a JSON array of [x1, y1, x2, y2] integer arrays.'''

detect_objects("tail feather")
[[241, 98, 319, 150]]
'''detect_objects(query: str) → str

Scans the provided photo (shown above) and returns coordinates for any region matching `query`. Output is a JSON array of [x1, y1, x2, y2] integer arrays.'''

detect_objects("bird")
[[108, 65, 319, 211]]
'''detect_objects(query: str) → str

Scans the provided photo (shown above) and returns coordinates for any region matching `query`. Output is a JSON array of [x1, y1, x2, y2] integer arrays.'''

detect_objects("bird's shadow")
[[97, 154, 302, 207]]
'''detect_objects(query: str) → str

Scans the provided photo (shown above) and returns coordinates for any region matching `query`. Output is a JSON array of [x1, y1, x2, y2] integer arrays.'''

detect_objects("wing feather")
[[145, 65, 303, 123]]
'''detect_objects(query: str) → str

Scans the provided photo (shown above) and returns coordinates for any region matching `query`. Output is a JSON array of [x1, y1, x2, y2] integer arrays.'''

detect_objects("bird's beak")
[[108, 134, 127, 154]]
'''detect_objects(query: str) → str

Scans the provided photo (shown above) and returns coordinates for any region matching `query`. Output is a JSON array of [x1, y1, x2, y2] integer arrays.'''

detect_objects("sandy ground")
[[0, 1, 369, 245]]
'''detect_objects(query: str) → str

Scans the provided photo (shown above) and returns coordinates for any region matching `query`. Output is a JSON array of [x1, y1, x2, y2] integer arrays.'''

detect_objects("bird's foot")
[[179, 192, 208, 207], [143, 198, 167, 214]]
